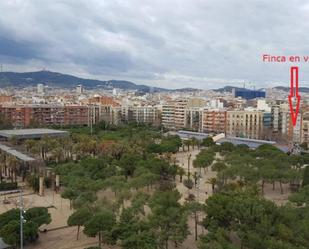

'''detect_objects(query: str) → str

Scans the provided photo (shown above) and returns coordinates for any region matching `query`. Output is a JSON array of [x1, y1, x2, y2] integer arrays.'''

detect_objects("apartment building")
[[202, 109, 227, 134], [185, 107, 202, 132], [132, 106, 160, 126], [162, 99, 205, 130], [174, 99, 188, 129], [293, 115, 302, 143], [98, 105, 160, 126], [301, 112, 309, 144], [0, 95, 13, 104], [162, 102, 175, 129], [227, 110, 263, 139], [272, 105, 280, 132], [86, 96, 120, 106], [0, 105, 91, 128]]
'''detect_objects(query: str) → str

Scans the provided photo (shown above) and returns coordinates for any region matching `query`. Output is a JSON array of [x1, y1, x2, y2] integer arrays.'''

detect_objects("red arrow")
[[288, 66, 301, 127]]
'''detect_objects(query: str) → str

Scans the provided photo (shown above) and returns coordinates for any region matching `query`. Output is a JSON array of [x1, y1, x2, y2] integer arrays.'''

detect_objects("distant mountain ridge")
[[271, 86, 309, 93], [214, 85, 309, 93], [0, 70, 169, 92], [2, 71, 309, 93]]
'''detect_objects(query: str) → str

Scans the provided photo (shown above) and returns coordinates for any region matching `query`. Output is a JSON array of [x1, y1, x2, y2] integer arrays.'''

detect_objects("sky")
[[1, 0, 309, 89]]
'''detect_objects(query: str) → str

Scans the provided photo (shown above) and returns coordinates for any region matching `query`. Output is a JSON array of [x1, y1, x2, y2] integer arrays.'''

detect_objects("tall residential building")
[[227, 110, 263, 139], [279, 103, 292, 137], [272, 105, 280, 132], [257, 99, 271, 112], [301, 112, 309, 144], [162, 98, 207, 131], [185, 107, 202, 131], [162, 99, 192, 130], [174, 99, 188, 129], [76, 85, 83, 95], [37, 84, 44, 94], [162, 102, 175, 130], [293, 115, 302, 143], [202, 109, 227, 134], [132, 106, 160, 126], [0, 104, 90, 128]]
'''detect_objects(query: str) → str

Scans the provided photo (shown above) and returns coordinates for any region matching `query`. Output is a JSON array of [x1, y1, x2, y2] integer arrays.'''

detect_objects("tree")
[[0, 220, 38, 247], [114, 206, 157, 249], [68, 208, 92, 240], [190, 137, 199, 150], [61, 188, 79, 209], [0, 207, 50, 247], [73, 191, 97, 209], [149, 190, 189, 249], [0, 209, 19, 227], [0, 113, 12, 129], [84, 210, 116, 248], [183, 139, 191, 151], [118, 153, 141, 179], [120, 230, 158, 249], [24, 207, 51, 227], [193, 149, 215, 174], [206, 177, 217, 193], [302, 166, 309, 187], [211, 162, 227, 172], [185, 201, 204, 241], [177, 166, 186, 183], [201, 137, 215, 147], [216, 142, 235, 153], [289, 185, 309, 206], [183, 178, 194, 190], [200, 190, 309, 249]]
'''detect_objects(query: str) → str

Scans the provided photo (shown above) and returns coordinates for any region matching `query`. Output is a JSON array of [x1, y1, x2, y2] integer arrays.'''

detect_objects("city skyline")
[[1, 1, 309, 89]]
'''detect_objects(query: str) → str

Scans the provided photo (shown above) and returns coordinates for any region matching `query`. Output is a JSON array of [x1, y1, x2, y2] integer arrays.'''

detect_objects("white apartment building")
[[272, 105, 279, 132], [162, 98, 205, 130], [293, 115, 302, 143], [37, 84, 44, 94], [132, 106, 160, 126], [162, 102, 175, 129]]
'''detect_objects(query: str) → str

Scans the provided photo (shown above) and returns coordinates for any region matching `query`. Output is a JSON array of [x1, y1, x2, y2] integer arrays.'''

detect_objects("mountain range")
[[1, 70, 309, 93], [214, 85, 309, 93], [0, 70, 201, 93]]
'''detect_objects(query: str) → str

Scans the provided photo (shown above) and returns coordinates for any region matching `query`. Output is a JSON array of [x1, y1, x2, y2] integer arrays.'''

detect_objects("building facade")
[[0, 105, 91, 128], [227, 110, 263, 139], [202, 109, 227, 134]]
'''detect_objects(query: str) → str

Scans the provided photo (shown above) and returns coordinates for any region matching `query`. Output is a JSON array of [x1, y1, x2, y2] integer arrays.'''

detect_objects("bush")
[[0, 182, 18, 191]]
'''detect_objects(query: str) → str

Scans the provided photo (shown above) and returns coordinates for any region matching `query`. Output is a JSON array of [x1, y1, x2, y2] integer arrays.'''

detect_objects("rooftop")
[[0, 143, 35, 162], [168, 130, 210, 140], [0, 128, 69, 140], [216, 136, 289, 152]]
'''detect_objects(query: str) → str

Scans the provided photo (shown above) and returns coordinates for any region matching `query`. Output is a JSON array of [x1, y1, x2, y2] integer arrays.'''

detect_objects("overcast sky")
[[1, 0, 309, 89]]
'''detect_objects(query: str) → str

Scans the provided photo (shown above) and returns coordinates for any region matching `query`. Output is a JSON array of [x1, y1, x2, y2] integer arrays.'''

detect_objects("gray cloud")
[[0, 0, 309, 89]]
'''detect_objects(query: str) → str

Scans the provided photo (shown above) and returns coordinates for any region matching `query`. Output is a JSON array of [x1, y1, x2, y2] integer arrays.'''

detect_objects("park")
[[0, 123, 308, 249]]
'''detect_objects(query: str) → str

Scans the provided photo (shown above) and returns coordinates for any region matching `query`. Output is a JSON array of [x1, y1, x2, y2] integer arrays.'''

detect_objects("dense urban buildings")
[[1, 85, 309, 146]]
